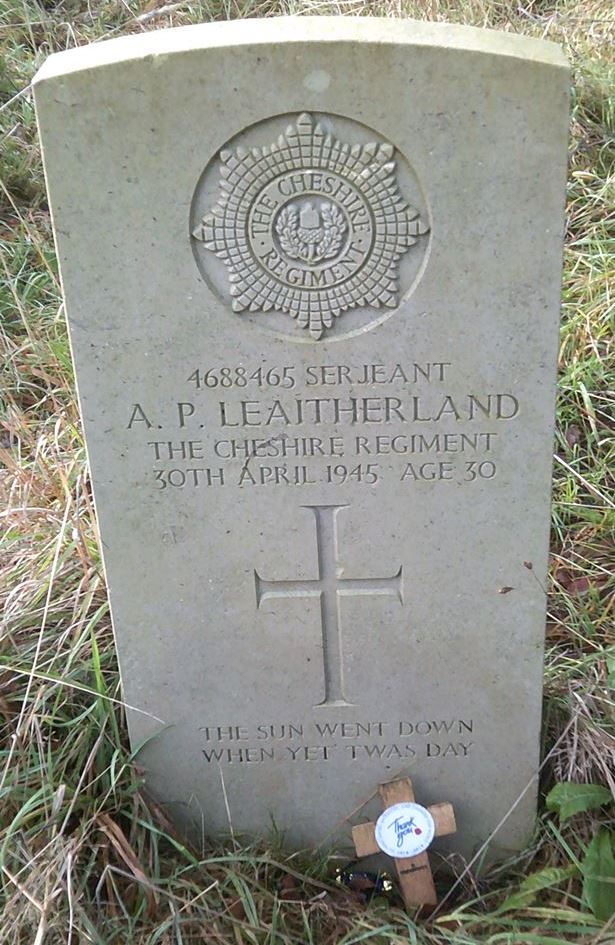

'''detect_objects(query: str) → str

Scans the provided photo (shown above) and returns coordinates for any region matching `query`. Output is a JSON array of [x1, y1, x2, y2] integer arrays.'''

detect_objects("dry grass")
[[1, 0, 614, 942]]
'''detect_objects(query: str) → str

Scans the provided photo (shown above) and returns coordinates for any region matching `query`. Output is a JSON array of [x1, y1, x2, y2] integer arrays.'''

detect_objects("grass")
[[1, 0, 614, 942]]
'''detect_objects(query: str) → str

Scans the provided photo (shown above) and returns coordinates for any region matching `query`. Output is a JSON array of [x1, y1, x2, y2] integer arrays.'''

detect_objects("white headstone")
[[34, 17, 569, 859]]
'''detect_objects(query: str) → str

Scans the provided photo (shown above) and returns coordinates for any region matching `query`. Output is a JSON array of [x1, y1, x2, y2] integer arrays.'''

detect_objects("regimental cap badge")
[[192, 113, 429, 340]]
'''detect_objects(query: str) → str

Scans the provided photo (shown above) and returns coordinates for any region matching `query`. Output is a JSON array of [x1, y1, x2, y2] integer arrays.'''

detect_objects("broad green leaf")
[[497, 866, 576, 913], [581, 829, 615, 922], [546, 782, 612, 821]]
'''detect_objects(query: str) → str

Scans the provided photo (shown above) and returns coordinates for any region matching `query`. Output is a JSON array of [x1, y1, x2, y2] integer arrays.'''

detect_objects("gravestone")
[[33, 17, 569, 859]]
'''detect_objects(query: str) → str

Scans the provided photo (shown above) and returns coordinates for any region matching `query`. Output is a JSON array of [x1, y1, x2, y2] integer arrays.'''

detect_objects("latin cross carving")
[[255, 504, 403, 707]]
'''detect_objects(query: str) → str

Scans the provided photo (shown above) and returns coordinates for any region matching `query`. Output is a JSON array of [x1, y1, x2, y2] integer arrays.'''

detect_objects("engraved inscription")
[[123, 358, 522, 492], [199, 718, 476, 766], [192, 113, 429, 339], [255, 505, 403, 708]]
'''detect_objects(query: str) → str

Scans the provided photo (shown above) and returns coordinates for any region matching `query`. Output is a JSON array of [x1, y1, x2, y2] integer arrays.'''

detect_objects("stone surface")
[[33, 17, 569, 859]]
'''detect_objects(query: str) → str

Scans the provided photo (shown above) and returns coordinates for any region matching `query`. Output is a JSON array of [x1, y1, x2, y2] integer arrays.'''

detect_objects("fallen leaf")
[[279, 874, 303, 900], [565, 424, 582, 448], [568, 576, 591, 595], [228, 897, 246, 920]]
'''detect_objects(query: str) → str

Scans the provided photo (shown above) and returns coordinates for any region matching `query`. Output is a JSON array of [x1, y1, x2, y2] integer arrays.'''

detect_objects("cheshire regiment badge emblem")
[[192, 113, 429, 340]]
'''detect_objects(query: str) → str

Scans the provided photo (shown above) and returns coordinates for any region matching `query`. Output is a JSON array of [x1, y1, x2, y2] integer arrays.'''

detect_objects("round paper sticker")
[[374, 802, 435, 858]]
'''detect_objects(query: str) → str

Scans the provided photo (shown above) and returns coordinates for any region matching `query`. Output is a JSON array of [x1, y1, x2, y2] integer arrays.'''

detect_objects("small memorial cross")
[[352, 778, 456, 909]]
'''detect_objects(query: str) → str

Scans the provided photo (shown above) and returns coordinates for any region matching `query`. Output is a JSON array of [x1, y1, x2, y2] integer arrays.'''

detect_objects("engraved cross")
[[255, 504, 403, 707]]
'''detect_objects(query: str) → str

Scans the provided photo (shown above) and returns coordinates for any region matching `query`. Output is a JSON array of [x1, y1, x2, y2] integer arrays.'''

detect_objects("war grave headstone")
[[33, 17, 569, 861]]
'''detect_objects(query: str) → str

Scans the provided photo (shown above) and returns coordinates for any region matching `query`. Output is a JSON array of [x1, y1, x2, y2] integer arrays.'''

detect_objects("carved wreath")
[[275, 202, 346, 264]]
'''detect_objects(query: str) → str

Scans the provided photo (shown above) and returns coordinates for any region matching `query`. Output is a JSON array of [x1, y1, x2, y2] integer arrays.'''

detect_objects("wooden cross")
[[352, 777, 456, 909]]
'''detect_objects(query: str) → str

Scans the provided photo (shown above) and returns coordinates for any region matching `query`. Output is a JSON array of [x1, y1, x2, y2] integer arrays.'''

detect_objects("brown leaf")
[[555, 568, 594, 596], [567, 576, 591, 595], [279, 873, 303, 900], [565, 424, 582, 448], [96, 813, 158, 917], [228, 897, 246, 920]]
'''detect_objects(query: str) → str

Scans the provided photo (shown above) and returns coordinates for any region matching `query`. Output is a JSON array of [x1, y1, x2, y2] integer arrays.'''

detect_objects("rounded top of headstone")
[[33, 17, 569, 86]]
